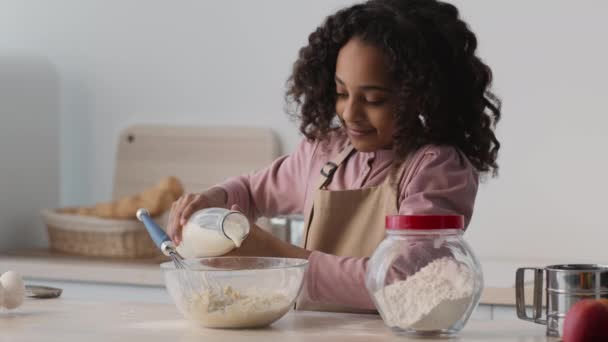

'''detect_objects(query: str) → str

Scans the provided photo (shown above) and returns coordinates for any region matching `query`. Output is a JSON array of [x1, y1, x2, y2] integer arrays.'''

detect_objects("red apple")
[[562, 299, 608, 342]]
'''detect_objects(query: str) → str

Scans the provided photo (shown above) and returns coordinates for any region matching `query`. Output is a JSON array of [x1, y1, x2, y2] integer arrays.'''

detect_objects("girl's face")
[[335, 37, 397, 152]]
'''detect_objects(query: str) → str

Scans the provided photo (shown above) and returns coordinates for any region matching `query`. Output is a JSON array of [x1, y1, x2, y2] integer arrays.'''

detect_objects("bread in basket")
[[41, 176, 183, 258]]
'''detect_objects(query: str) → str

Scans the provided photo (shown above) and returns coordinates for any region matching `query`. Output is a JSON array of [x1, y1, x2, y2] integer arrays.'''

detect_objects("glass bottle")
[[176, 208, 250, 258]]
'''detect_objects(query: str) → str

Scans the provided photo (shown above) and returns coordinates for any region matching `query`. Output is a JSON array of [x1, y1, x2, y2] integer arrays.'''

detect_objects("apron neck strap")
[[316, 143, 356, 189]]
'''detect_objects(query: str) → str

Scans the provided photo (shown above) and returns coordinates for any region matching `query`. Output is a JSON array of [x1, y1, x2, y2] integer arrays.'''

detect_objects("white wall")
[[0, 0, 357, 207], [0, 55, 60, 249], [451, 0, 608, 262], [1, 1, 607, 262]]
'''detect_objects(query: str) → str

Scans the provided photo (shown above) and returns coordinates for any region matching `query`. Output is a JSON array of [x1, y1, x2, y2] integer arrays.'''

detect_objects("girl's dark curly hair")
[[286, 0, 501, 175]]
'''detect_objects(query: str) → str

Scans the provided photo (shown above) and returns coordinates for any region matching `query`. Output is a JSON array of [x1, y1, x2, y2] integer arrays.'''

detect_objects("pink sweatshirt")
[[219, 133, 478, 309]]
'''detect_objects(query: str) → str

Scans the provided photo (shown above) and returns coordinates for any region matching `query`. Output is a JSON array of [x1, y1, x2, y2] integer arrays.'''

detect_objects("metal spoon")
[[25, 285, 63, 299]]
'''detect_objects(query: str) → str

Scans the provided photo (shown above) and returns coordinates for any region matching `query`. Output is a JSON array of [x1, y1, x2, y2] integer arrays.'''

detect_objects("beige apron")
[[295, 143, 399, 313]]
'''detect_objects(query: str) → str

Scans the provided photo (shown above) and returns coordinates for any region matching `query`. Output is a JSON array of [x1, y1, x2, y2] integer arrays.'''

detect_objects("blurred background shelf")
[[0, 248, 166, 286]]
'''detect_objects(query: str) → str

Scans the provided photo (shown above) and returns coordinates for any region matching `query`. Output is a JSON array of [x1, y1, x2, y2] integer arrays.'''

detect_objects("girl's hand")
[[167, 187, 227, 245], [225, 205, 311, 260]]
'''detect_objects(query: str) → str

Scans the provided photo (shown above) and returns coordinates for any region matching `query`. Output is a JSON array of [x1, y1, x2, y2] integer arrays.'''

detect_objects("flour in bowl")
[[374, 256, 476, 330], [181, 286, 292, 328]]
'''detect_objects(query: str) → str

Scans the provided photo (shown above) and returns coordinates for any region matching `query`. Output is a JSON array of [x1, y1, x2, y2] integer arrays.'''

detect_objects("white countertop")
[[0, 249, 571, 306], [0, 296, 551, 342]]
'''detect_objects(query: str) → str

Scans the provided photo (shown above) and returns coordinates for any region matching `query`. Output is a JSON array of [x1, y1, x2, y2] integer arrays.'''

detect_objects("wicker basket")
[[41, 208, 168, 258]]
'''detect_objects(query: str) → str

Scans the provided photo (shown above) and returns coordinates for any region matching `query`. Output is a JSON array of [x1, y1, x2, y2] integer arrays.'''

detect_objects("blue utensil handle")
[[136, 208, 171, 249]]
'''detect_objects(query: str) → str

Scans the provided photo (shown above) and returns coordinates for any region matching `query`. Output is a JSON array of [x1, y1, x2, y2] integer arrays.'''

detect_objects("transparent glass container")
[[162, 257, 308, 328], [177, 208, 250, 258], [365, 215, 483, 337]]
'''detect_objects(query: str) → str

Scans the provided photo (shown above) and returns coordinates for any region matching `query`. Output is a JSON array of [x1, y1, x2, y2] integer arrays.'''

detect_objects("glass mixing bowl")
[[161, 257, 308, 329]]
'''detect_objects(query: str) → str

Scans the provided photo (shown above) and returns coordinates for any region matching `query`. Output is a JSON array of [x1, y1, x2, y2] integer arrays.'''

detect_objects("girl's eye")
[[336, 92, 348, 98], [365, 98, 386, 105]]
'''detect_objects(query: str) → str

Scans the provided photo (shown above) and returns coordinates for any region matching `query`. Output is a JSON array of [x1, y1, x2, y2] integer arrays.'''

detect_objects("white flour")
[[374, 257, 476, 330], [180, 286, 291, 328]]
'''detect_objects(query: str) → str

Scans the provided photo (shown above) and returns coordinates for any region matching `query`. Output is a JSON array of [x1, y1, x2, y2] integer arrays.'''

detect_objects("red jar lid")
[[385, 215, 464, 230]]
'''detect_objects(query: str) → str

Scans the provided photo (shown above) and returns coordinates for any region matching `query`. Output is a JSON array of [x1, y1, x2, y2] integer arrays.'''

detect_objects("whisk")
[[136, 208, 218, 295]]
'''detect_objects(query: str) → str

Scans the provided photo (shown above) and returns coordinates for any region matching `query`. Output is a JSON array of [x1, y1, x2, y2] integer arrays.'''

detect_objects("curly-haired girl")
[[168, 0, 500, 312]]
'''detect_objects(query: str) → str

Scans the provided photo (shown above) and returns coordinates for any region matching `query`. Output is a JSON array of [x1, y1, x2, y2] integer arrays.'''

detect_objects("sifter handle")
[[516, 267, 547, 325]]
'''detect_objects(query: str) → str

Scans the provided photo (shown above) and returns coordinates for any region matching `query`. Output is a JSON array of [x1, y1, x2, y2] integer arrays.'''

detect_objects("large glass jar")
[[365, 215, 483, 337]]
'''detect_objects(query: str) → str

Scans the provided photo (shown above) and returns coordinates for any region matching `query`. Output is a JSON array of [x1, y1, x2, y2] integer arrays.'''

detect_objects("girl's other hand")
[[225, 204, 311, 260]]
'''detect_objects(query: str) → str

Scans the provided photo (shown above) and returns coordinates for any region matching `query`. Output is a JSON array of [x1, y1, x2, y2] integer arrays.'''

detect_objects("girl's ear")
[[334, 115, 345, 128]]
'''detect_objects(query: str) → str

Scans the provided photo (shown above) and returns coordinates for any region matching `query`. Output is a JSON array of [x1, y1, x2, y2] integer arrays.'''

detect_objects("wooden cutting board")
[[112, 124, 280, 199]]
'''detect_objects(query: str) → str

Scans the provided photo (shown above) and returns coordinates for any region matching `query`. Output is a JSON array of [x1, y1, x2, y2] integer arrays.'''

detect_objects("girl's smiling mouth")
[[346, 126, 376, 137]]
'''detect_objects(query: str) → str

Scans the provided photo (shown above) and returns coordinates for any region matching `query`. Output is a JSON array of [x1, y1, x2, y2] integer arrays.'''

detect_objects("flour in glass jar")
[[373, 256, 476, 330]]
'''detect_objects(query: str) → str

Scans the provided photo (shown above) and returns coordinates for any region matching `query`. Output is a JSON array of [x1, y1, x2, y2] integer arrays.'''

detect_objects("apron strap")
[[316, 143, 356, 190], [302, 143, 356, 251]]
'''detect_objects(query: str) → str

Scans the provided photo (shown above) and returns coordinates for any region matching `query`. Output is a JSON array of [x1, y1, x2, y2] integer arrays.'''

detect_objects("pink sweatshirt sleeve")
[[397, 146, 479, 227], [303, 146, 479, 309], [218, 139, 316, 221]]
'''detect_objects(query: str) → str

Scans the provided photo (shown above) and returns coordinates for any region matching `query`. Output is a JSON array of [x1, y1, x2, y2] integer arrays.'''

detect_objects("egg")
[[0, 271, 25, 309]]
